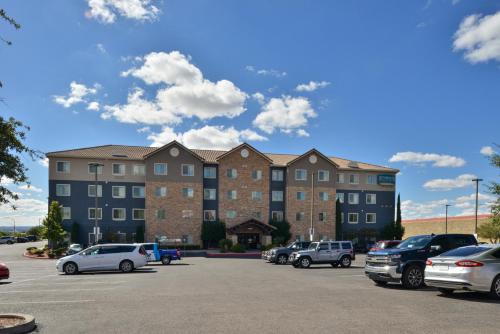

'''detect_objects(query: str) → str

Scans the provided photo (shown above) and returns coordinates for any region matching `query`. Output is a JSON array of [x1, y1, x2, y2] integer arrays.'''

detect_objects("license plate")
[[437, 265, 449, 271]]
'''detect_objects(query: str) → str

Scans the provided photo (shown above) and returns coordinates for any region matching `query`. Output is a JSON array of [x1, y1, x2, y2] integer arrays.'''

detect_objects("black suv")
[[365, 234, 477, 289], [265, 241, 311, 264]]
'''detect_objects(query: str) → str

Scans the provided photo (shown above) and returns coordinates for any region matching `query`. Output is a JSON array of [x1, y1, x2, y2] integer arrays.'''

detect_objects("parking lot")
[[0, 242, 498, 334]]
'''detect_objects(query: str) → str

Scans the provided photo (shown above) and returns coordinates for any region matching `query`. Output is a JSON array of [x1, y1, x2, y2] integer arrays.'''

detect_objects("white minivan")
[[56, 244, 148, 275]]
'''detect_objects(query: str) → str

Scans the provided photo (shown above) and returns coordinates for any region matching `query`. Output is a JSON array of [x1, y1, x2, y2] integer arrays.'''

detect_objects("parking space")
[[0, 242, 499, 333]]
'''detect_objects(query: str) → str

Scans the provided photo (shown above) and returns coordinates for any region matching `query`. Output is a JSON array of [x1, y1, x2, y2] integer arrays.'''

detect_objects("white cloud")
[[87, 101, 100, 111], [295, 81, 330, 92], [18, 184, 43, 193], [296, 129, 310, 137], [96, 43, 107, 54], [423, 174, 476, 191], [53, 82, 100, 108], [253, 95, 317, 135], [148, 125, 267, 150], [85, 0, 160, 24], [38, 157, 49, 168], [401, 199, 450, 219], [245, 65, 287, 78], [389, 151, 466, 167], [0, 177, 14, 185], [0, 196, 47, 215], [480, 145, 495, 156], [453, 11, 500, 63], [452, 0, 460, 5], [137, 126, 151, 133], [252, 92, 265, 105]]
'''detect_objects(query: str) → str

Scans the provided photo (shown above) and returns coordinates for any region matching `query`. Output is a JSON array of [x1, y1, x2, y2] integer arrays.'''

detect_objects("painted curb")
[[0, 314, 35, 334]]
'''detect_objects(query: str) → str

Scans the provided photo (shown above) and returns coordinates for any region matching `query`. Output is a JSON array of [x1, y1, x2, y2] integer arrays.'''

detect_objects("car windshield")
[[440, 246, 491, 257], [396, 236, 432, 249], [287, 242, 297, 249], [308, 242, 318, 250]]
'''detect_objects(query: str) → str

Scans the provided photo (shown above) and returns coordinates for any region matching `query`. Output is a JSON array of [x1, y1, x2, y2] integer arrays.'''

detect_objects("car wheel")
[[63, 262, 78, 275], [299, 257, 311, 268], [330, 262, 339, 267], [373, 280, 387, 286], [402, 265, 424, 289], [161, 256, 171, 265], [340, 256, 352, 268], [438, 288, 454, 295], [119, 260, 134, 273], [490, 275, 500, 300], [277, 254, 288, 265]]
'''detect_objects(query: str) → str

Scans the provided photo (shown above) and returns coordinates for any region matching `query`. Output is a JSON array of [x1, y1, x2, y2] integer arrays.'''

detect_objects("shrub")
[[33, 249, 45, 256], [54, 247, 66, 256], [47, 250, 55, 259], [26, 246, 36, 252], [218, 239, 233, 253], [230, 243, 246, 253]]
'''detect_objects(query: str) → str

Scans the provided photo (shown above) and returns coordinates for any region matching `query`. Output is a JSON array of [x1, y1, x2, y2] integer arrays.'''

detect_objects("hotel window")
[[61, 207, 71, 220], [133, 209, 145, 220], [154, 163, 168, 175], [182, 188, 194, 198], [336, 173, 344, 184], [252, 170, 262, 180], [295, 169, 307, 181], [132, 186, 145, 198], [272, 191, 283, 202], [204, 210, 216, 221], [318, 170, 330, 182], [227, 190, 237, 200], [112, 163, 126, 176], [204, 167, 217, 179], [296, 191, 306, 201], [227, 168, 237, 179], [271, 211, 284, 222], [272, 170, 284, 181], [56, 161, 70, 173], [56, 184, 71, 196], [348, 213, 359, 224], [319, 212, 327, 222], [182, 164, 195, 176], [155, 186, 167, 197], [88, 185, 102, 197], [112, 208, 126, 221], [133, 164, 146, 176], [296, 212, 305, 221], [319, 192, 329, 201], [88, 163, 102, 174], [349, 174, 359, 184], [88, 208, 102, 220], [112, 186, 126, 198], [182, 210, 193, 219], [367, 175, 377, 185], [226, 210, 237, 219], [251, 191, 262, 201], [252, 211, 262, 220], [336, 193, 344, 203], [348, 193, 359, 204], [366, 193, 377, 204], [366, 213, 376, 224], [204, 189, 216, 200], [155, 209, 166, 220]]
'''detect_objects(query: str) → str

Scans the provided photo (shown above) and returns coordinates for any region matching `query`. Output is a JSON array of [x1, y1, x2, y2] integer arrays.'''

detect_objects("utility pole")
[[309, 172, 315, 242], [472, 178, 483, 235], [89, 163, 104, 244], [445, 204, 452, 234]]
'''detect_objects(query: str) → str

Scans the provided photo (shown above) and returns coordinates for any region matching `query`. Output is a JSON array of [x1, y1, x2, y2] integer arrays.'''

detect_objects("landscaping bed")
[[24, 246, 66, 259]]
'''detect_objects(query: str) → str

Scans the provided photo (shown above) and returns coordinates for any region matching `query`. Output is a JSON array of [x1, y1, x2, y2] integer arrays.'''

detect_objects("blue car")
[[141, 243, 181, 265]]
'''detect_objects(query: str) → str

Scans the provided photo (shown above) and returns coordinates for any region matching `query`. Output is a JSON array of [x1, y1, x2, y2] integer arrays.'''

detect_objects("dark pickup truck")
[[365, 234, 477, 289]]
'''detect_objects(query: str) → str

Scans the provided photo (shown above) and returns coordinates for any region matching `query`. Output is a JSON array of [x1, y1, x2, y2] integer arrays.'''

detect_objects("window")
[[204, 167, 217, 179], [318, 243, 329, 251], [227, 168, 237, 179], [348, 213, 359, 224], [155, 209, 166, 220], [182, 210, 193, 218], [132, 186, 145, 198], [331, 242, 340, 250], [133, 165, 146, 176], [366, 193, 376, 204], [154, 163, 168, 175], [56, 184, 71, 196], [366, 213, 376, 224], [88, 163, 102, 174], [227, 190, 237, 200], [112, 208, 126, 221], [88, 208, 102, 220], [341, 212, 345, 224], [204, 189, 216, 200], [341, 242, 352, 250], [182, 188, 194, 198], [318, 170, 329, 182], [272, 191, 283, 202], [56, 161, 70, 173], [155, 186, 167, 197], [319, 212, 327, 222], [271, 211, 283, 222], [182, 164, 195, 176], [112, 186, 126, 198], [336, 173, 344, 183], [296, 191, 306, 200], [295, 169, 307, 181], [88, 185, 102, 197], [349, 174, 359, 184], [367, 175, 377, 185], [252, 170, 262, 180], [204, 210, 216, 221], [272, 170, 284, 181], [133, 209, 145, 220], [348, 193, 359, 204], [251, 191, 262, 201], [296, 212, 305, 221], [252, 211, 262, 219], [61, 207, 71, 220], [336, 193, 344, 203], [319, 192, 329, 201], [112, 163, 126, 176], [226, 210, 237, 219]]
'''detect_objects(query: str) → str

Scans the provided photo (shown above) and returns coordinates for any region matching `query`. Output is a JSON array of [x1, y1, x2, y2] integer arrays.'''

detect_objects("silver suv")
[[289, 241, 355, 268], [0, 236, 16, 245]]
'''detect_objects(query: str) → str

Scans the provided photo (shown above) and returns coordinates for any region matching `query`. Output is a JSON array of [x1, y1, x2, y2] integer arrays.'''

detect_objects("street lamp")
[[309, 172, 315, 242], [89, 163, 104, 244], [472, 178, 483, 235], [445, 204, 452, 234]]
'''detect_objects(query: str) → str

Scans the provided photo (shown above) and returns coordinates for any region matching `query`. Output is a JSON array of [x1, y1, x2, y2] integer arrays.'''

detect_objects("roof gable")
[[286, 148, 339, 168], [143, 140, 205, 162], [216, 142, 273, 163]]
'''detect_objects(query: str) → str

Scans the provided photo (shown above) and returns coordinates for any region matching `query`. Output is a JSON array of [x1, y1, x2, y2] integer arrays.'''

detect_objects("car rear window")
[[143, 244, 154, 251], [117, 246, 136, 253], [341, 242, 352, 249], [440, 246, 491, 257]]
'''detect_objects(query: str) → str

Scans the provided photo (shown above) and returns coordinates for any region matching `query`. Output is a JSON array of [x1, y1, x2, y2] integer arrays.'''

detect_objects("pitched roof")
[[143, 140, 205, 161], [215, 143, 273, 163]]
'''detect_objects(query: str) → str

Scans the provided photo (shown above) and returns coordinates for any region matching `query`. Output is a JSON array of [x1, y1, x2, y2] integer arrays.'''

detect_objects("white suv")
[[289, 241, 355, 268], [56, 244, 148, 275]]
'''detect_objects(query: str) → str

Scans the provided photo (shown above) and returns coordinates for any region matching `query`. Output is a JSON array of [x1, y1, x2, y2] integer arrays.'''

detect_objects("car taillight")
[[176, 249, 180, 257], [425, 260, 432, 266], [455, 260, 483, 267]]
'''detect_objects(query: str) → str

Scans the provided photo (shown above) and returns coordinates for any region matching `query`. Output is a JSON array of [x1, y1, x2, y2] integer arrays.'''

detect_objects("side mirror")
[[430, 245, 442, 252]]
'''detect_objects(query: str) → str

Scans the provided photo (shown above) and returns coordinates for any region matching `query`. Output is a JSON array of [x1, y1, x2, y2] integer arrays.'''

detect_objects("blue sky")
[[0, 0, 499, 226]]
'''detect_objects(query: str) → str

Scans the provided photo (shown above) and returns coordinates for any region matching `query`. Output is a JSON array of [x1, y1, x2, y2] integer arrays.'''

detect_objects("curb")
[[0, 314, 36, 334], [22, 252, 60, 260]]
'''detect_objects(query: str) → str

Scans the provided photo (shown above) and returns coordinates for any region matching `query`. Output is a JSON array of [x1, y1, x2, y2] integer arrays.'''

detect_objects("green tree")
[[135, 225, 145, 243], [394, 193, 405, 239], [335, 199, 343, 240], [42, 201, 66, 249], [270, 219, 291, 245], [26, 225, 44, 239], [478, 145, 500, 243], [70, 222, 79, 243], [201, 220, 226, 248]]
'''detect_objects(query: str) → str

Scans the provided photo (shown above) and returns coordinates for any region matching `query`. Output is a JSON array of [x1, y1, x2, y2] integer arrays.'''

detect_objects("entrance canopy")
[[226, 219, 276, 235]]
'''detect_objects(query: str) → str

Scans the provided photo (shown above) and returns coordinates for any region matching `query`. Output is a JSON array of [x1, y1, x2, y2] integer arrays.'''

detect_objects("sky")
[[0, 0, 499, 227]]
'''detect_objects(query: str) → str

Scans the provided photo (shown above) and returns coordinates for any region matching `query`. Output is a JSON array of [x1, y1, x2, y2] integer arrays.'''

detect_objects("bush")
[[54, 247, 66, 256], [26, 246, 36, 252], [201, 220, 226, 248], [218, 239, 233, 253], [230, 243, 246, 253], [47, 250, 55, 259], [33, 249, 45, 256]]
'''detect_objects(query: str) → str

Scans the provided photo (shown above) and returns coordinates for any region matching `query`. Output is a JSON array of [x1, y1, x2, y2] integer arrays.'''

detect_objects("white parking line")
[[0, 300, 96, 305], [0, 287, 117, 294], [16, 280, 127, 286]]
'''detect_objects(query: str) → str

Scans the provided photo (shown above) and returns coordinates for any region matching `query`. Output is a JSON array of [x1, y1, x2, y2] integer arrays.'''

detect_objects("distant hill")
[[0, 226, 34, 233]]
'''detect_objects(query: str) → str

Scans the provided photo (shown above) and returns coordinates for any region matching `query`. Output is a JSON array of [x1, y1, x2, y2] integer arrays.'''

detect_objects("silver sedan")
[[425, 244, 500, 299]]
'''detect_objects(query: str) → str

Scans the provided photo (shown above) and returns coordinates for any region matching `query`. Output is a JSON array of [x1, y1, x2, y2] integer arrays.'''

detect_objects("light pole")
[[445, 204, 452, 234], [309, 172, 315, 242], [472, 178, 483, 235], [89, 163, 104, 244]]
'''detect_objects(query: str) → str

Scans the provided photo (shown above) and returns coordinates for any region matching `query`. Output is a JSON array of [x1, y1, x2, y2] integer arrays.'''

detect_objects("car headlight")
[[271, 250, 276, 254]]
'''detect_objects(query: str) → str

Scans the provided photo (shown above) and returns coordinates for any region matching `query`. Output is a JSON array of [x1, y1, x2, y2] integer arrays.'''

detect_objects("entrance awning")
[[226, 219, 277, 235]]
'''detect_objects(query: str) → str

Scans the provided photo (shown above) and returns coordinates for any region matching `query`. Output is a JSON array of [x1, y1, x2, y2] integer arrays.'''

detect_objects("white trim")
[[272, 190, 283, 202], [348, 212, 359, 224], [154, 163, 168, 176], [181, 164, 195, 177], [87, 184, 102, 197], [295, 169, 307, 181], [56, 161, 70, 173], [366, 213, 376, 224], [132, 208, 145, 220], [132, 164, 146, 176], [88, 208, 102, 220], [272, 169, 284, 181], [251, 191, 262, 201], [112, 163, 126, 176], [112, 208, 126, 221], [366, 174, 377, 185], [155, 186, 167, 197], [182, 187, 194, 198], [203, 210, 216, 221], [336, 193, 344, 203], [61, 207, 71, 220], [336, 173, 344, 184], [319, 191, 329, 201], [182, 210, 194, 219], [226, 190, 237, 200], [252, 169, 263, 180], [348, 193, 359, 205], [132, 186, 145, 198], [349, 174, 359, 184], [204, 188, 216, 200], [203, 166, 217, 179], [296, 191, 306, 201], [318, 170, 330, 182], [226, 168, 237, 179], [366, 193, 377, 205], [56, 184, 71, 197], [112, 186, 126, 198], [87, 162, 103, 175], [271, 211, 284, 222]]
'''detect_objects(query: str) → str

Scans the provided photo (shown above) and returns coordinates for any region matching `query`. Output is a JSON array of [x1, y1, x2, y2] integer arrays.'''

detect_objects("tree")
[[135, 225, 145, 243], [335, 199, 343, 240], [42, 201, 65, 249], [394, 193, 405, 239], [478, 145, 500, 243], [201, 220, 226, 248], [70, 222, 79, 243], [26, 225, 44, 239], [270, 219, 291, 245]]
